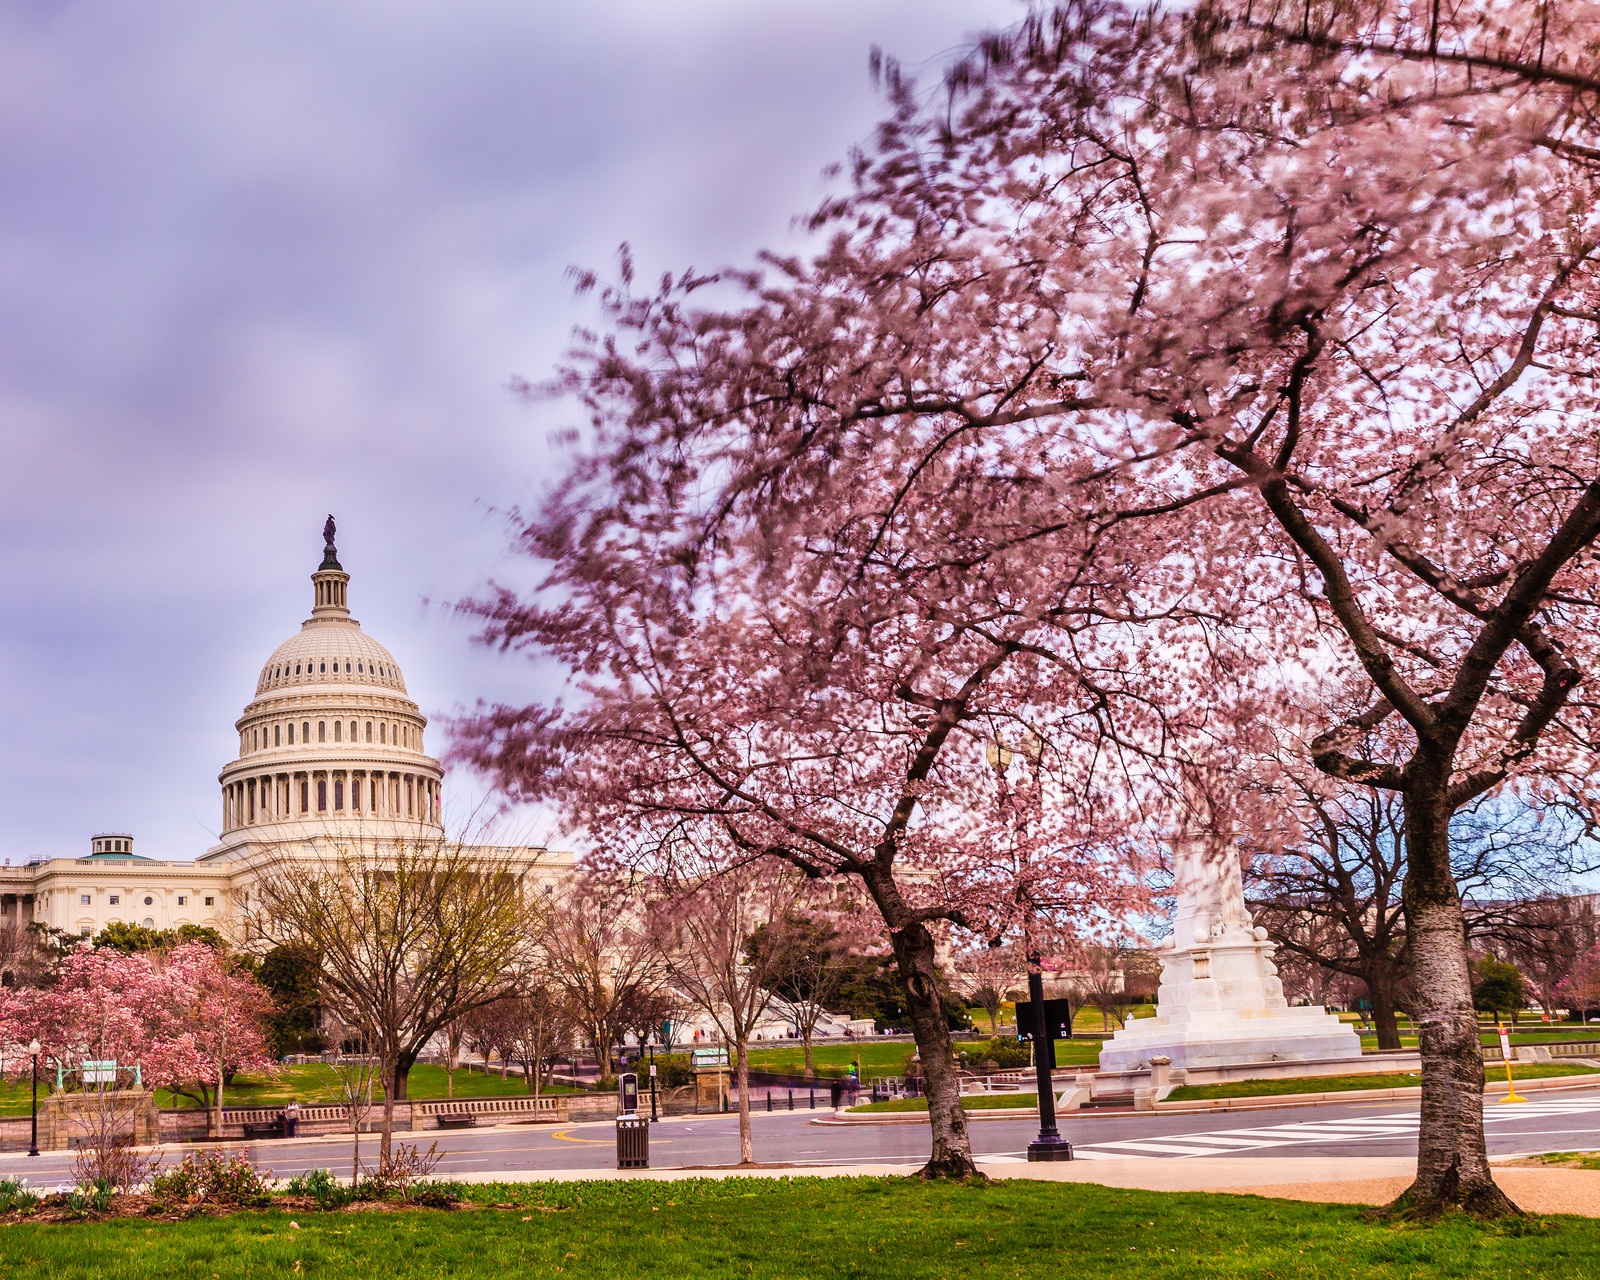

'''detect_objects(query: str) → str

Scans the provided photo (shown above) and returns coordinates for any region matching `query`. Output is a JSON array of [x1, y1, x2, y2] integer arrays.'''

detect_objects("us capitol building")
[[0, 521, 570, 945]]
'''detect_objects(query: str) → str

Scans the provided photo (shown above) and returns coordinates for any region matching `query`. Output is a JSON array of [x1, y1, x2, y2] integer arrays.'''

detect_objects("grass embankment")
[[0, 1063, 573, 1116], [1, 1176, 1596, 1279], [848, 1093, 1040, 1114], [1534, 1152, 1600, 1171], [1165, 1062, 1600, 1102]]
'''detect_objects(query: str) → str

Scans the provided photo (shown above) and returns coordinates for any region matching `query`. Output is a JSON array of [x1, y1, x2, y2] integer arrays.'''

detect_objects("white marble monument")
[[1099, 821, 1362, 1072]]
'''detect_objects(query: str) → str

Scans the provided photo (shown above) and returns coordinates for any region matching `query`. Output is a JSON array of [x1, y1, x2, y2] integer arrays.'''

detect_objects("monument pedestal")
[[1100, 812, 1361, 1073]]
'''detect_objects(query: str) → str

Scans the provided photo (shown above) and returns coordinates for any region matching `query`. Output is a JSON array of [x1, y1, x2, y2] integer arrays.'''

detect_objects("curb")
[[1151, 1070, 1600, 1114], [817, 1071, 1600, 1124]]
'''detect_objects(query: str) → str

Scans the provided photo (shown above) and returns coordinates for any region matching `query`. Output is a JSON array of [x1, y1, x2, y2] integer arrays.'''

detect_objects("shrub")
[[149, 1159, 203, 1204], [956, 1037, 1031, 1070], [407, 1179, 465, 1208], [151, 1150, 274, 1207], [0, 1176, 40, 1214], [357, 1141, 444, 1200], [286, 1167, 354, 1209]]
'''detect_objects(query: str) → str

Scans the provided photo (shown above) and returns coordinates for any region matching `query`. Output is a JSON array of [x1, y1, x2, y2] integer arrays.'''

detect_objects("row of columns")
[[223, 769, 439, 833]]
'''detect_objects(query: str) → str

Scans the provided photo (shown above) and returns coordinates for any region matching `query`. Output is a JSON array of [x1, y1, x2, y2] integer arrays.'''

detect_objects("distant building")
[[0, 523, 569, 957]]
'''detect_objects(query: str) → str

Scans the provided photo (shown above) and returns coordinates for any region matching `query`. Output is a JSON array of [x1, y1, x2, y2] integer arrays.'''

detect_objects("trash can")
[[616, 1116, 650, 1169]]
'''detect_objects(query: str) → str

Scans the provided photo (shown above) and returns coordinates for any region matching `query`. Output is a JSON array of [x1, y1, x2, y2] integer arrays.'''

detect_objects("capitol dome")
[[208, 519, 445, 852]]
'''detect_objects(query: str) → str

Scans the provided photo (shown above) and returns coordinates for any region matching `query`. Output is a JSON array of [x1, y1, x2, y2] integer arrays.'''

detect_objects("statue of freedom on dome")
[[323, 514, 337, 548]]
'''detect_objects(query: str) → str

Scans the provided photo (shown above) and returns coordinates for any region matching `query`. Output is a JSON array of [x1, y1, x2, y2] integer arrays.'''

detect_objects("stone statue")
[[323, 514, 337, 547]]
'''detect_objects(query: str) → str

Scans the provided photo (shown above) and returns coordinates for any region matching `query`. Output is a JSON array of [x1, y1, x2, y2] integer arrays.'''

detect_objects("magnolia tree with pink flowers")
[[463, 0, 1600, 1212], [1, 942, 275, 1139], [156, 942, 277, 1137]]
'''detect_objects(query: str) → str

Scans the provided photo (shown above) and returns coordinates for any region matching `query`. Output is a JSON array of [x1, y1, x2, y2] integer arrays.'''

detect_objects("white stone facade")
[[0, 525, 570, 956]]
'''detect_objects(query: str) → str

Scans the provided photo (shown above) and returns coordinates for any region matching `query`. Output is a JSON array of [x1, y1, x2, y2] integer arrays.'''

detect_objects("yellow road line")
[[550, 1128, 670, 1145]]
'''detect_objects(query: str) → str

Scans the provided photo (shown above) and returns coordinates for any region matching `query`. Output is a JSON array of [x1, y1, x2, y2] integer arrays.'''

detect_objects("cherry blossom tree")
[[467, 0, 1600, 1210], [156, 942, 277, 1138]]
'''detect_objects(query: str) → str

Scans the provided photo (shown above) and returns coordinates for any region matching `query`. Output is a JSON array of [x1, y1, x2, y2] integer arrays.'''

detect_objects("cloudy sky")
[[0, 0, 1014, 863]]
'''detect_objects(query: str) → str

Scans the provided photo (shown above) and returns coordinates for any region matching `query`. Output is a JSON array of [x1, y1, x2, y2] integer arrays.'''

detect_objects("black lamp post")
[[646, 1042, 659, 1122], [1024, 958, 1071, 1161], [27, 1038, 41, 1158], [987, 734, 1072, 1162]]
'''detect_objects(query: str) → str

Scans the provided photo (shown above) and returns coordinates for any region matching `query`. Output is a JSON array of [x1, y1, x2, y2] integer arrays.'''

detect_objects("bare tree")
[[500, 987, 578, 1096], [1080, 946, 1140, 1031], [254, 831, 534, 1162], [324, 1018, 380, 1184], [1251, 789, 1588, 1048], [955, 944, 1027, 1036], [654, 856, 805, 1165], [543, 874, 667, 1075]]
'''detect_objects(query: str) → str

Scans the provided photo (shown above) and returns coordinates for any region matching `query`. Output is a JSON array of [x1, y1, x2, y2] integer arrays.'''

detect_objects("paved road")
[[8, 1088, 1600, 1185]]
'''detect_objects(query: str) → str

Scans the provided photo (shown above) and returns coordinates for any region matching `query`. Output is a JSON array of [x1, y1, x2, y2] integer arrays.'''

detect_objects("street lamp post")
[[646, 1042, 659, 1122], [27, 1038, 41, 1158], [1024, 958, 1071, 1161], [988, 733, 1072, 1162]]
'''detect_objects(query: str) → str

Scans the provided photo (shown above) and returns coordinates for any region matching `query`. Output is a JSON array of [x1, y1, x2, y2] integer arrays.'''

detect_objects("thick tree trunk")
[[1393, 780, 1518, 1218], [735, 1040, 754, 1165], [393, 1050, 416, 1101], [889, 921, 978, 1179], [1365, 963, 1404, 1052], [802, 1029, 815, 1076]]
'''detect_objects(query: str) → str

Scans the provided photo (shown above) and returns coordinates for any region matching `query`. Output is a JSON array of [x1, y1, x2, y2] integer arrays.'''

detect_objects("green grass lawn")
[[0, 1063, 574, 1116], [1166, 1062, 1600, 1102], [848, 1093, 1039, 1113], [1, 1176, 1597, 1279], [1533, 1152, 1600, 1171]]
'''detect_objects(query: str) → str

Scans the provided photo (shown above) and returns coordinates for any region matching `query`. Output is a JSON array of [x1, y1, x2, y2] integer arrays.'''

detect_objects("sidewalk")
[[434, 1154, 1600, 1216]]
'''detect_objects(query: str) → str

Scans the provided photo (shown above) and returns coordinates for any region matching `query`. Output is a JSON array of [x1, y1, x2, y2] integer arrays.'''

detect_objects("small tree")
[[501, 987, 578, 1096], [1557, 946, 1600, 1022], [955, 945, 1026, 1037], [543, 875, 667, 1076], [158, 942, 277, 1137], [325, 1019, 380, 1184], [1473, 958, 1528, 1025], [746, 909, 863, 1070], [653, 855, 805, 1165], [255, 832, 534, 1162]]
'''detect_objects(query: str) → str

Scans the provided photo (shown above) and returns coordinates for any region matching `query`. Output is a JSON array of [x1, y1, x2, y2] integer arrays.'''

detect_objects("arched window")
[[334, 779, 344, 810], [366, 721, 373, 743], [274, 724, 282, 747], [350, 720, 357, 741], [319, 660, 326, 674], [295, 663, 302, 674], [317, 779, 328, 811], [345, 660, 352, 673], [299, 778, 309, 812], [303, 721, 310, 742], [379, 723, 386, 744], [318, 721, 326, 743], [288, 723, 295, 745], [334, 721, 342, 743]]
